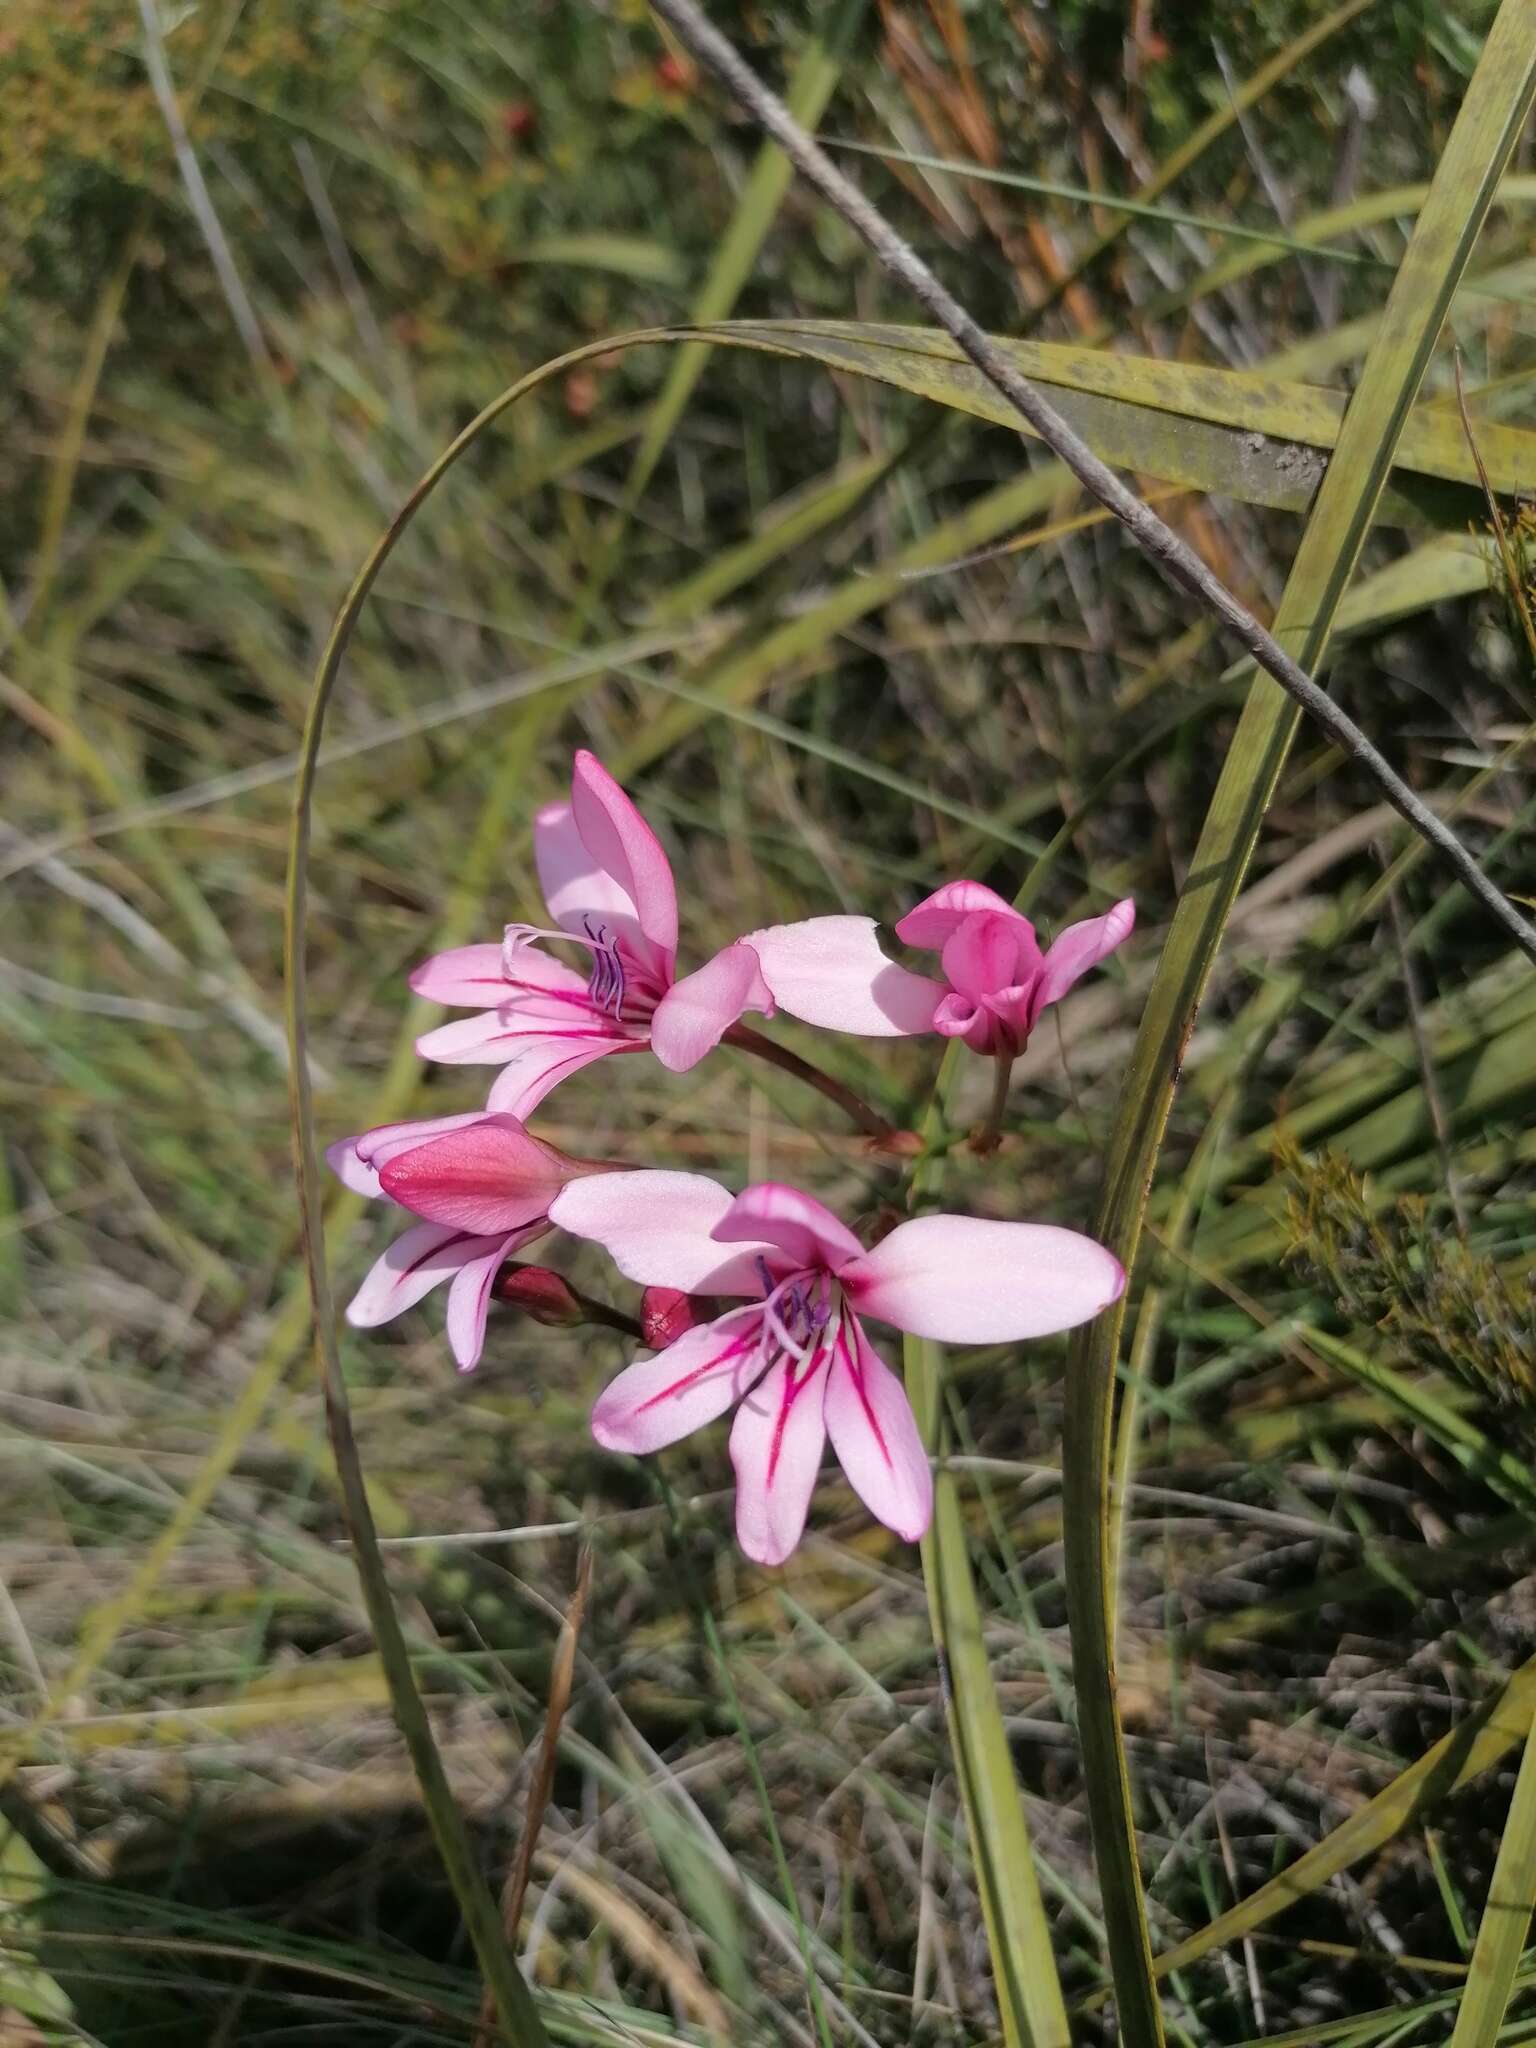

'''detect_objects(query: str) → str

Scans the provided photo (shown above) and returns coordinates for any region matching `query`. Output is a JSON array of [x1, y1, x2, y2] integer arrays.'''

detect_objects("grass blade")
[[601, 0, 867, 571], [1449, 1720, 1536, 2046], [1133, 1652, 1536, 1997], [901, 1060, 1072, 2048], [1060, 7, 1536, 2041]]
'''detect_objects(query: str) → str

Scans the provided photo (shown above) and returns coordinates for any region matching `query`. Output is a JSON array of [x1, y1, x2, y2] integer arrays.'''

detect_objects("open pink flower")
[[410, 752, 772, 1117], [550, 1173, 1125, 1565], [327, 1111, 601, 1370], [746, 888, 1134, 1058]]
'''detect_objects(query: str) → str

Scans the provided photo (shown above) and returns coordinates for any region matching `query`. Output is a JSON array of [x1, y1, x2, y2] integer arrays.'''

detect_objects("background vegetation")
[[3, 0, 1535, 2041]]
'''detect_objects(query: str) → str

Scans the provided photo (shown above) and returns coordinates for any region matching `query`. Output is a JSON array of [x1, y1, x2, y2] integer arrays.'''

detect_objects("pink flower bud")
[[641, 1286, 702, 1350], [493, 1264, 586, 1327]]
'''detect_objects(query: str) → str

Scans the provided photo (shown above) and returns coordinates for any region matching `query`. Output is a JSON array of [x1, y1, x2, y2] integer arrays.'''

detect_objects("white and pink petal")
[[345, 1221, 496, 1329], [729, 1346, 832, 1567], [843, 1215, 1125, 1342], [649, 941, 774, 1073], [591, 1306, 765, 1454], [550, 1170, 776, 1295], [1029, 898, 1135, 1026], [824, 1317, 932, 1543], [444, 1224, 545, 1372], [712, 1182, 864, 1275], [744, 917, 943, 1037]]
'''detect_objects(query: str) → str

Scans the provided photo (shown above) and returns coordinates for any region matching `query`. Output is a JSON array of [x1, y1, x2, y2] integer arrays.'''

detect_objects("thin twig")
[[647, 0, 1536, 971], [725, 1021, 919, 1149]]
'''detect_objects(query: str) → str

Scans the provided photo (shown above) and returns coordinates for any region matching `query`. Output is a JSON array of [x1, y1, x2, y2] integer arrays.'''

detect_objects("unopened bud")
[[493, 1264, 585, 1326], [641, 1286, 705, 1350]]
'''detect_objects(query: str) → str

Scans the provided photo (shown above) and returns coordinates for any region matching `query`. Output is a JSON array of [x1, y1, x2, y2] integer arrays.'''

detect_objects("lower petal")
[[729, 1346, 832, 1566], [444, 1222, 546, 1372], [485, 1035, 637, 1119], [824, 1318, 932, 1543], [345, 1220, 494, 1328], [649, 942, 773, 1072], [591, 1307, 764, 1453], [932, 991, 992, 1052]]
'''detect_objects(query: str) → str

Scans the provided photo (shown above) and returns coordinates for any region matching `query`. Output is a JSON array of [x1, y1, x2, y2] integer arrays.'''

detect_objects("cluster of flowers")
[[331, 753, 1134, 1564]]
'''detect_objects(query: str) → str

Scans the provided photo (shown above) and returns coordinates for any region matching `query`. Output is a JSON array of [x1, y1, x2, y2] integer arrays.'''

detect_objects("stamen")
[[583, 917, 627, 1020]]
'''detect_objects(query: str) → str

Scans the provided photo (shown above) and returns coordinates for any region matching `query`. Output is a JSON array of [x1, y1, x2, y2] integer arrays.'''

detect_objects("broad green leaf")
[[1060, 8, 1536, 2044], [694, 318, 1536, 524]]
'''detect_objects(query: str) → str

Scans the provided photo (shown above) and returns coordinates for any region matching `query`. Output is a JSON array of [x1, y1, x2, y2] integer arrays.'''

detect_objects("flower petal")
[[1029, 898, 1135, 1025], [712, 1182, 864, 1274], [533, 797, 645, 945], [408, 944, 520, 1008], [327, 1111, 489, 1200], [649, 941, 773, 1073], [940, 912, 1033, 1001], [445, 1223, 545, 1371], [550, 1170, 773, 1294], [345, 1220, 490, 1328], [569, 752, 678, 970], [729, 1345, 832, 1566], [591, 1306, 764, 1453], [824, 1316, 933, 1542], [378, 1114, 576, 1234], [484, 1035, 639, 1118], [744, 917, 943, 1035], [895, 880, 1021, 951], [843, 1215, 1125, 1342], [416, 1007, 628, 1066]]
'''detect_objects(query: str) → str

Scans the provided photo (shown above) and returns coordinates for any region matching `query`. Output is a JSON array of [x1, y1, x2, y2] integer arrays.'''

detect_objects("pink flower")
[[327, 1111, 600, 1370], [745, 887, 1134, 1058], [410, 752, 772, 1116], [550, 1173, 1125, 1565]]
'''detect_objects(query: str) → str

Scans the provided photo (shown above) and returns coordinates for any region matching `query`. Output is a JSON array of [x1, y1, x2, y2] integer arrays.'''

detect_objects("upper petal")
[[895, 880, 1026, 952], [843, 1215, 1125, 1342], [533, 797, 645, 949], [649, 941, 773, 1073], [345, 1220, 488, 1328], [591, 1306, 765, 1453], [712, 1182, 864, 1276], [744, 917, 944, 1036], [729, 1346, 832, 1566], [940, 912, 1034, 1001], [1029, 898, 1135, 1027], [569, 752, 678, 971], [444, 1222, 545, 1372], [824, 1316, 933, 1543], [378, 1114, 578, 1234], [550, 1170, 774, 1295], [327, 1110, 489, 1200]]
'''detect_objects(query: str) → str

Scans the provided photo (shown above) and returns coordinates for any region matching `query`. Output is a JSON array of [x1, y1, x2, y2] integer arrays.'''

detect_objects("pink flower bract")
[[746, 887, 1134, 1058], [551, 1172, 1126, 1565], [327, 1111, 598, 1370], [410, 752, 773, 1116]]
